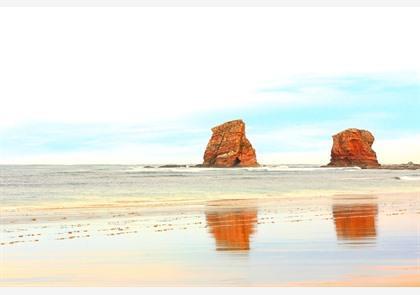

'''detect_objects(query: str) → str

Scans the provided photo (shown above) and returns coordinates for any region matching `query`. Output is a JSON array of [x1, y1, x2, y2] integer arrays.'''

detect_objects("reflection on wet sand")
[[333, 201, 378, 243], [206, 208, 257, 251]]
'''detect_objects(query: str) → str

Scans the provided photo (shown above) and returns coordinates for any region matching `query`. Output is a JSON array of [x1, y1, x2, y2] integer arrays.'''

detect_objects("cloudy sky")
[[0, 7, 419, 164]]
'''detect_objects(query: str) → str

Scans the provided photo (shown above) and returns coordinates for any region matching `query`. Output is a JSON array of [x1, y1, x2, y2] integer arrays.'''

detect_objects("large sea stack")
[[327, 128, 380, 168], [203, 119, 258, 167]]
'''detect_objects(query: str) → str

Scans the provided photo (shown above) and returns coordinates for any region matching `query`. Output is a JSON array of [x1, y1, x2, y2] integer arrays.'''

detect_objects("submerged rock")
[[158, 164, 188, 168], [203, 119, 258, 167], [327, 128, 380, 168]]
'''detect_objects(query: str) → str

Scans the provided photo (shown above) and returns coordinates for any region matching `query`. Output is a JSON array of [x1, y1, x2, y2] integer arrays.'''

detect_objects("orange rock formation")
[[206, 209, 257, 251], [203, 119, 258, 167], [327, 128, 380, 168]]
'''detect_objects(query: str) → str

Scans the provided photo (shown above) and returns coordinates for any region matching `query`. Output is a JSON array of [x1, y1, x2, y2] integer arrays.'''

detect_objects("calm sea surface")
[[1, 164, 420, 206]]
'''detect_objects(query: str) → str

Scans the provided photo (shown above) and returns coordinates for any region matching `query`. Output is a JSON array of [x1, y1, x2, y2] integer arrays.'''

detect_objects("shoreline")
[[2, 190, 419, 286], [2, 190, 419, 226]]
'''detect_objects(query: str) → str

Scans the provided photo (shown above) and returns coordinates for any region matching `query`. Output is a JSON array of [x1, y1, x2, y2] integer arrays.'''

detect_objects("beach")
[[1, 165, 419, 286]]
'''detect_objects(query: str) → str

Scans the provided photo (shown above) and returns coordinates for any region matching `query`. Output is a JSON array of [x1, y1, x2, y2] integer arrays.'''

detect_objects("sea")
[[1, 164, 420, 208]]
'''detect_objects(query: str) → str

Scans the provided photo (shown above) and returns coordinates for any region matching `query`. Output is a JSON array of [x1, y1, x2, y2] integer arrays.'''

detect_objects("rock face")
[[203, 119, 258, 167], [327, 128, 380, 168]]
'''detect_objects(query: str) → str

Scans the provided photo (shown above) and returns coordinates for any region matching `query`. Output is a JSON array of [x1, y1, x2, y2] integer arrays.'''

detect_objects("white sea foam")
[[396, 176, 420, 181]]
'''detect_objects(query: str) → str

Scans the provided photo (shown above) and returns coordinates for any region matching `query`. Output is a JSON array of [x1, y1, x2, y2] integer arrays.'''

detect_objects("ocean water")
[[1, 164, 420, 208]]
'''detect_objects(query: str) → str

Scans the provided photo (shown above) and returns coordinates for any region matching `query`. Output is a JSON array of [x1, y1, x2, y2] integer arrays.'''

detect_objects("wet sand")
[[1, 192, 419, 286]]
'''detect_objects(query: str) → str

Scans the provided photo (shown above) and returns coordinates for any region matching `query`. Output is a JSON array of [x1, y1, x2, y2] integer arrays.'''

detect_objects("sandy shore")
[[1, 191, 419, 286]]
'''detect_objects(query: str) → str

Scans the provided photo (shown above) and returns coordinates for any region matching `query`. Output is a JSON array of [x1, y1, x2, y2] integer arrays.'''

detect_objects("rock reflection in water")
[[333, 202, 378, 244], [206, 208, 257, 251]]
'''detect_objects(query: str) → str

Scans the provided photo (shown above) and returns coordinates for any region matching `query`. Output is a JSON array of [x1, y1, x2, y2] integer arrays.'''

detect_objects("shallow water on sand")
[[1, 165, 420, 286]]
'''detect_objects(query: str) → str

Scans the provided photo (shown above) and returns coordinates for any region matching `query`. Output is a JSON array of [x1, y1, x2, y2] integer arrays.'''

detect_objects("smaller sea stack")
[[327, 128, 380, 168], [203, 119, 258, 167]]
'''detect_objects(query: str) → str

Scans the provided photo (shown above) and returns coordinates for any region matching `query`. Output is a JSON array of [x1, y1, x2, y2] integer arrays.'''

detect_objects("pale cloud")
[[2, 143, 205, 165], [1, 8, 419, 128], [0, 8, 419, 164], [259, 151, 330, 165], [375, 134, 420, 164]]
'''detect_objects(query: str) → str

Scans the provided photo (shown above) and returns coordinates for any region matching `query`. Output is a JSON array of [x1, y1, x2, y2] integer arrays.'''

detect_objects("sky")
[[0, 7, 419, 164]]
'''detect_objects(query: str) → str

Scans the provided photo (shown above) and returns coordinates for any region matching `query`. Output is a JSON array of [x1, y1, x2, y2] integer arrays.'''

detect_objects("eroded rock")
[[327, 128, 380, 168], [203, 119, 258, 167]]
